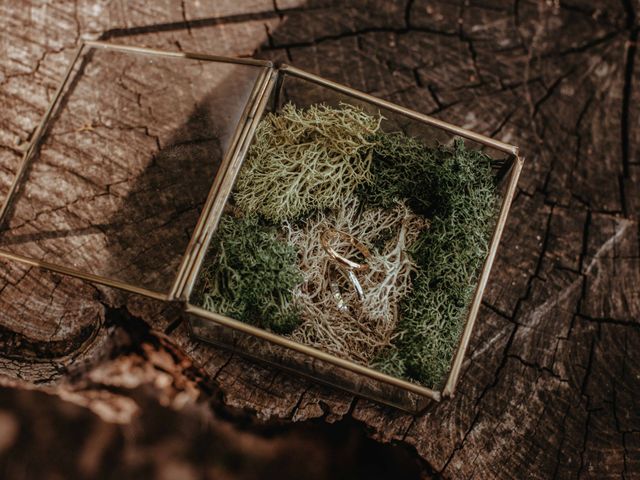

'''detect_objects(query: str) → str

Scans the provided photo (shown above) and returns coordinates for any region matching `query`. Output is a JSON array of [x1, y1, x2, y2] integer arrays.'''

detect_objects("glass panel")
[[187, 67, 518, 403], [189, 314, 433, 413], [0, 44, 267, 296]]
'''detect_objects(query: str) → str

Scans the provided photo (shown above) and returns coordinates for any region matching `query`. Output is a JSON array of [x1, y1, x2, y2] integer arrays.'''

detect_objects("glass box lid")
[[0, 41, 272, 299]]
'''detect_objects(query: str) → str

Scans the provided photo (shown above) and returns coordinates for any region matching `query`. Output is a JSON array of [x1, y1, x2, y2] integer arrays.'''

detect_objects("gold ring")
[[320, 228, 371, 272]]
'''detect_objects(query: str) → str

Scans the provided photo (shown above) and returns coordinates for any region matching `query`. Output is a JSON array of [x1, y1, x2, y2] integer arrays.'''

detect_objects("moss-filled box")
[[0, 42, 522, 413], [186, 65, 522, 413]]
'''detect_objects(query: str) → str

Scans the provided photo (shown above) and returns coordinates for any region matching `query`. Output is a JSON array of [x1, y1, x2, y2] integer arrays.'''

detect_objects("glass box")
[[0, 41, 522, 413]]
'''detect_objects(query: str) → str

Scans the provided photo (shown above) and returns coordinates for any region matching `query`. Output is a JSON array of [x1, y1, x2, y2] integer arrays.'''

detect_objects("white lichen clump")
[[284, 198, 429, 364]]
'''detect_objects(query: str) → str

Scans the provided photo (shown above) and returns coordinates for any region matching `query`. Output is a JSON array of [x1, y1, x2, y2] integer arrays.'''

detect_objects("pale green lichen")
[[234, 102, 382, 222]]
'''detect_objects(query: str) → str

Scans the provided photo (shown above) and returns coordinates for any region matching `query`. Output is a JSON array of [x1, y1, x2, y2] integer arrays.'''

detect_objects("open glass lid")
[[0, 41, 272, 300]]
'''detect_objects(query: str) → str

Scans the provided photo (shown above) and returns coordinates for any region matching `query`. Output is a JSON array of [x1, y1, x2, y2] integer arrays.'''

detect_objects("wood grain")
[[0, 1, 638, 478]]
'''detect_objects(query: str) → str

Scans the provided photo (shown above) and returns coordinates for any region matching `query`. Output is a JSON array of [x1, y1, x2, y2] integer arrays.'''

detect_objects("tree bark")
[[0, 1, 638, 478]]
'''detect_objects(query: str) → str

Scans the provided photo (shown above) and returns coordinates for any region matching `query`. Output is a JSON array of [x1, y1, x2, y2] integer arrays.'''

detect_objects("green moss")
[[358, 132, 436, 216], [234, 102, 381, 222], [197, 102, 499, 389], [196, 214, 303, 334], [367, 137, 498, 388]]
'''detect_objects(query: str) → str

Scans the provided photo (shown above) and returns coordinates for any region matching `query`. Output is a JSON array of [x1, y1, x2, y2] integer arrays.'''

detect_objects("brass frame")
[[0, 41, 523, 411], [177, 67, 280, 301], [0, 40, 273, 301]]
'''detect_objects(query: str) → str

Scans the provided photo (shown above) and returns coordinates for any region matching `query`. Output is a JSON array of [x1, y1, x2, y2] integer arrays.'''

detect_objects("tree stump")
[[0, 1, 638, 478]]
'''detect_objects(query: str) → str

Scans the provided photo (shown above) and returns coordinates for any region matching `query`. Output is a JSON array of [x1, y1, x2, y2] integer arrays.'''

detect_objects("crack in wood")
[[0, 1, 639, 477]]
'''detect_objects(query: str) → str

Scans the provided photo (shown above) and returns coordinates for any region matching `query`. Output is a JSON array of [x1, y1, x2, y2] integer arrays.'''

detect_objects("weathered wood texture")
[[0, 1, 638, 478]]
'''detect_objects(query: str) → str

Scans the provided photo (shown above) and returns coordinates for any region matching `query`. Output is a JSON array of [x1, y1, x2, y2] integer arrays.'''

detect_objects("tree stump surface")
[[0, 1, 638, 478]]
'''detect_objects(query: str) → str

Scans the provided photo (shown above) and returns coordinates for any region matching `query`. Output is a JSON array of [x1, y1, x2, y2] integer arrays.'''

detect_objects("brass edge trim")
[[177, 68, 276, 300], [185, 304, 442, 401], [178, 68, 279, 300], [442, 154, 524, 397], [0, 42, 86, 225], [83, 40, 273, 67], [0, 249, 169, 301], [168, 66, 272, 300], [279, 64, 518, 156]]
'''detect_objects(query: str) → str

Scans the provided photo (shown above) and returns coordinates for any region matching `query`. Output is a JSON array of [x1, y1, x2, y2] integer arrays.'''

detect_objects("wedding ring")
[[322, 229, 370, 306], [328, 265, 365, 312], [320, 228, 371, 272], [329, 266, 349, 313], [345, 269, 365, 301]]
